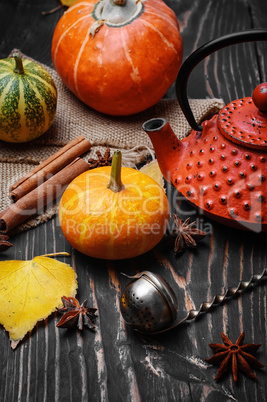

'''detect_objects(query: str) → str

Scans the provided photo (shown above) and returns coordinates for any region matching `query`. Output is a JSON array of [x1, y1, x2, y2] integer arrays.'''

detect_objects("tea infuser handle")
[[175, 29, 267, 132], [150, 267, 267, 335]]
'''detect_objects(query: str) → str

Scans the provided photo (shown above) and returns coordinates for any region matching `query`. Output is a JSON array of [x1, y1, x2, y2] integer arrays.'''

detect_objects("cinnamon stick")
[[0, 158, 89, 234], [9, 135, 91, 202], [0, 207, 10, 219]]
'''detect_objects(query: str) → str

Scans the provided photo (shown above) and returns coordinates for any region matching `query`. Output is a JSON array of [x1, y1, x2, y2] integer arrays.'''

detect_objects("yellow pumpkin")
[[59, 151, 170, 259]]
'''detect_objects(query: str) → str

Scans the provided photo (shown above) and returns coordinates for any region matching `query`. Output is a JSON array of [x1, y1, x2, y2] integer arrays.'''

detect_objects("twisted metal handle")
[[153, 268, 267, 334]]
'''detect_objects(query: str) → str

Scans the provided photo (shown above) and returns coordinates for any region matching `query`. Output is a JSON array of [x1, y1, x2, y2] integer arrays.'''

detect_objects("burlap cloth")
[[0, 53, 224, 234]]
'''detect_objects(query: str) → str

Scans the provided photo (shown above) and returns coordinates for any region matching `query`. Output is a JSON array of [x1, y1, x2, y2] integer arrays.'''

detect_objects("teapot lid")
[[218, 83, 267, 149]]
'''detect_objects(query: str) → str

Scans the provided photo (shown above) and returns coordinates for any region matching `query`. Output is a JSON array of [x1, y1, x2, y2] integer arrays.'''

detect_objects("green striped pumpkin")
[[0, 52, 57, 143]]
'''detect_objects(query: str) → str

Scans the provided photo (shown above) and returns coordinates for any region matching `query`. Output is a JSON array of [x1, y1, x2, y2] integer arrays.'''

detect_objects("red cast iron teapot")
[[143, 29, 267, 231]]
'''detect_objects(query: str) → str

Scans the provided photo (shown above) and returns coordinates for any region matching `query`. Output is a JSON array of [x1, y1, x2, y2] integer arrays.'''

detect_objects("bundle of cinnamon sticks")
[[0, 135, 91, 235]]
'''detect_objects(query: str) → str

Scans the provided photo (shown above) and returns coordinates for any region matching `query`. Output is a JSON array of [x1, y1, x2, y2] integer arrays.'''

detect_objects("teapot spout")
[[143, 118, 183, 183]]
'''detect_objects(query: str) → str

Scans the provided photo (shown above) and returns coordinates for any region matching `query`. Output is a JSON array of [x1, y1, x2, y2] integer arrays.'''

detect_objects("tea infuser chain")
[[120, 268, 267, 335], [168, 267, 267, 333]]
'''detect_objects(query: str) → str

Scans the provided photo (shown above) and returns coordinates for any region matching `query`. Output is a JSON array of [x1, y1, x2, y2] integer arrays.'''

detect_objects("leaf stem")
[[42, 4, 64, 15], [41, 252, 71, 258]]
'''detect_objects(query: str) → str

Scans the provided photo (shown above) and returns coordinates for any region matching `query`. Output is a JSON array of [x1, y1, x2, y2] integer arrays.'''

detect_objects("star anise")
[[171, 214, 206, 253], [56, 296, 97, 330], [0, 234, 13, 253], [88, 148, 112, 169], [205, 332, 264, 382]]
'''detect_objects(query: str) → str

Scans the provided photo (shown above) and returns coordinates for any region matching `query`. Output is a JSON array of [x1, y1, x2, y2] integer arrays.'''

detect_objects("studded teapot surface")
[[143, 30, 267, 231]]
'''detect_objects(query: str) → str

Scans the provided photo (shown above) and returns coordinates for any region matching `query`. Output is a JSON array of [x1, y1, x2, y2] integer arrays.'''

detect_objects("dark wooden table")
[[0, 1, 267, 401]]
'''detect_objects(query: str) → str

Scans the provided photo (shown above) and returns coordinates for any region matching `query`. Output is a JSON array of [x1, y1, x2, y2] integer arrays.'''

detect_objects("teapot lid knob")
[[217, 83, 267, 149], [252, 83, 267, 112]]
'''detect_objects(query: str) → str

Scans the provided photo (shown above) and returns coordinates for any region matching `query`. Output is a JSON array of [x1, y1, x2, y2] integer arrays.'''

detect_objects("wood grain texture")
[[165, 0, 267, 102], [0, 0, 266, 401]]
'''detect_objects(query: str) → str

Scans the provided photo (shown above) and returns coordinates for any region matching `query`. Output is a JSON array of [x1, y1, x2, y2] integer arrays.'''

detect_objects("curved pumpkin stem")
[[90, 0, 143, 37], [12, 51, 24, 75], [113, 0, 126, 5], [107, 150, 125, 193], [96, 0, 140, 24]]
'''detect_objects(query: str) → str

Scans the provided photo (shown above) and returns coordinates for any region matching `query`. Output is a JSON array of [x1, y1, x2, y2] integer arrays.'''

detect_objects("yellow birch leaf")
[[60, 0, 77, 6], [140, 159, 165, 191], [0, 252, 77, 348]]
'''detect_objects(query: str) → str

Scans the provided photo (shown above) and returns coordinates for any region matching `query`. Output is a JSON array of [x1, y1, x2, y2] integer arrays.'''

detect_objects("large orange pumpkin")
[[59, 151, 170, 259], [51, 0, 183, 116]]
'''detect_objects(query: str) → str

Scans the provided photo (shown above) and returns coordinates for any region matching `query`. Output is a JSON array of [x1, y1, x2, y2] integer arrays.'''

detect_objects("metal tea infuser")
[[120, 268, 266, 334]]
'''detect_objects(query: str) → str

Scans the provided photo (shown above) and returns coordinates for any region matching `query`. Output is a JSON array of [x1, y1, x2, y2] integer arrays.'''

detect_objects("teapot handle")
[[175, 29, 267, 132]]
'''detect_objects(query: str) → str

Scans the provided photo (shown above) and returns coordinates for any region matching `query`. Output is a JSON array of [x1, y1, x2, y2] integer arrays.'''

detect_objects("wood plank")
[[0, 1, 266, 401], [165, 0, 266, 103], [0, 0, 63, 66], [248, 0, 267, 79]]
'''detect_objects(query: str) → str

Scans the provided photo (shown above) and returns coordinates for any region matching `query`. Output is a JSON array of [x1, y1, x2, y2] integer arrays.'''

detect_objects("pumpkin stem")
[[12, 51, 24, 75], [113, 0, 126, 5], [107, 150, 125, 193], [95, 0, 141, 26]]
